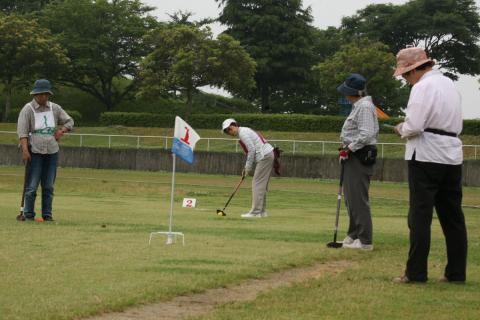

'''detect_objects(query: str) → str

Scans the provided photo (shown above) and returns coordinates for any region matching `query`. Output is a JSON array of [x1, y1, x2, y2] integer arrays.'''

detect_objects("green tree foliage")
[[0, 0, 51, 13], [312, 27, 347, 62], [266, 27, 350, 114], [0, 14, 68, 121], [313, 41, 409, 116], [216, 0, 318, 112], [341, 0, 480, 79], [39, 0, 158, 111], [166, 10, 214, 27], [138, 24, 256, 118]]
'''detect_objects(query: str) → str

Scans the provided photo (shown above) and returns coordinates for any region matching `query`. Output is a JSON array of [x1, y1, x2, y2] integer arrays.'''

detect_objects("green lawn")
[[0, 166, 479, 320], [1, 123, 479, 159]]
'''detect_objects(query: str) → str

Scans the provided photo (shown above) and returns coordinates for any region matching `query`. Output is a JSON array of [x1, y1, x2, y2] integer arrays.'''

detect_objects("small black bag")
[[353, 145, 377, 166]]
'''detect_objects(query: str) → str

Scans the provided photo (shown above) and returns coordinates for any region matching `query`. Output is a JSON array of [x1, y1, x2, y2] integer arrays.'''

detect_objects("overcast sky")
[[144, 0, 480, 119]]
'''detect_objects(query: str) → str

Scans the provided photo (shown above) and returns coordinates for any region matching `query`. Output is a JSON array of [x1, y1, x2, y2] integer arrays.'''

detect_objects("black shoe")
[[16, 214, 34, 221], [43, 216, 54, 222]]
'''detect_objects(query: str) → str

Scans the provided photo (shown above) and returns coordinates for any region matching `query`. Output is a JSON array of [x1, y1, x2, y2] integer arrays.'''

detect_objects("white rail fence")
[[1, 131, 478, 159]]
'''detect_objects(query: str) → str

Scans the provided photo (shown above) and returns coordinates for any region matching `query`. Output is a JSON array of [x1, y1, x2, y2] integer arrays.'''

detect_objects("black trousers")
[[406, 159, 468, 282]]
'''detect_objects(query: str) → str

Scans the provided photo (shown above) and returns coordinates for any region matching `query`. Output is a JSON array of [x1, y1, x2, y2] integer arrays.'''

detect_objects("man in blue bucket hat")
[[16, 79, 74, 222]]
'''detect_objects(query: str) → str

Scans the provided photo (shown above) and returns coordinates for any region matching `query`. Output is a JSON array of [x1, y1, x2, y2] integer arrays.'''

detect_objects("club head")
[[16, 214, 25, 221], [216, 209, 226, 216], [326, 242, 343, 248]]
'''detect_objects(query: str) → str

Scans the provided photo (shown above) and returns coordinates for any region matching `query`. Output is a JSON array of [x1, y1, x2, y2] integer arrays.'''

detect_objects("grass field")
[[0, 165, 479, 320]]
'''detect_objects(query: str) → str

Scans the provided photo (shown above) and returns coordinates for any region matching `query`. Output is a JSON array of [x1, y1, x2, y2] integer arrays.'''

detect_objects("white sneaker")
[[241, 212, 262, 218], [342, 239, 373, 251], [342, 236, 355, 245]]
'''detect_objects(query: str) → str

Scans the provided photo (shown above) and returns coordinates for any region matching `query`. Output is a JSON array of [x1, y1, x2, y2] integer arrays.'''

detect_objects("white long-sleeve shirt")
[[398, 70, 463, 165], [238, 127, 274, 172]]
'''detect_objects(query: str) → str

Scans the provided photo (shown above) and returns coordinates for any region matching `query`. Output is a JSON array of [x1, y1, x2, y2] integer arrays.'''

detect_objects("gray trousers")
[[343, 155, 374, 244], [249, 151, 274, 214]]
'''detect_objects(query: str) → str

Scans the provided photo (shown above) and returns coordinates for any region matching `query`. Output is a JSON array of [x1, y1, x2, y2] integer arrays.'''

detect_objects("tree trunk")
[[2, 84, 12, 122], [260, 85, 270, 112], [185, 88, 193, 121]]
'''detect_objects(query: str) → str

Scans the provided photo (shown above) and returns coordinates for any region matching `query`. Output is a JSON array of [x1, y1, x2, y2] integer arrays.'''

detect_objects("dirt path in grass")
[[85, 260, 353, 320]]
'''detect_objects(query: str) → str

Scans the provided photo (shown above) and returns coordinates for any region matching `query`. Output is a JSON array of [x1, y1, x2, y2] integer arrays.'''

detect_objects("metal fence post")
[[165, 137, 168, 149], [475, 145, 477, 160], [207, 138, 210, 151], [137, 136, 140, 149], [80, 135, 83, 147], [381, 144, 384, 158], [322, 141, 325, 155], [108, 136, 111, 148], [293, 141, 296, 155]]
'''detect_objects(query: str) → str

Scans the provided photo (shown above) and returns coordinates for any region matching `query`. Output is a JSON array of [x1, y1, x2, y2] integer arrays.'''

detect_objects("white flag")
[[171, 116, 200, 164]]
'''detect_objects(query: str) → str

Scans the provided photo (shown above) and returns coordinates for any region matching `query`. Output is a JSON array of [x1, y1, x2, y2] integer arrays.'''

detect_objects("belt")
[[424, 128, 457, 137]]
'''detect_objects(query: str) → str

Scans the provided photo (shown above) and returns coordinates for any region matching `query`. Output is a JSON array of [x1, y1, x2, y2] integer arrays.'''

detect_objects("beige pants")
[[249, 151, 274, 214]]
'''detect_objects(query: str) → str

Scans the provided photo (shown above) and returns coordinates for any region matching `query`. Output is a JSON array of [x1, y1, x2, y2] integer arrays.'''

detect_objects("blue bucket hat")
[[337, 74, 366, 96], [30, 79, 54, 95]]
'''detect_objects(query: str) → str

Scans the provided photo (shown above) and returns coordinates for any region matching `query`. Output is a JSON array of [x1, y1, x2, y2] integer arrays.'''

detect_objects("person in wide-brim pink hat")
[[391, 46, 467, 285], [393, 47, 435, 76]]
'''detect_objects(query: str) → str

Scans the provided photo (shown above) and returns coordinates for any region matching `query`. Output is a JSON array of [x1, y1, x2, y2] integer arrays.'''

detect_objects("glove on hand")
[[338, 147, 350, 163]]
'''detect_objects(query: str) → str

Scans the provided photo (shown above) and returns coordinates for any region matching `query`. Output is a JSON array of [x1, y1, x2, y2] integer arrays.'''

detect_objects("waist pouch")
[[353, 145, 377, 166]]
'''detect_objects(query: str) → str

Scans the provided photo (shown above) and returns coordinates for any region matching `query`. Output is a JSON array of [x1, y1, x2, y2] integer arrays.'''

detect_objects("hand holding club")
[[338, 146, 350, 164]]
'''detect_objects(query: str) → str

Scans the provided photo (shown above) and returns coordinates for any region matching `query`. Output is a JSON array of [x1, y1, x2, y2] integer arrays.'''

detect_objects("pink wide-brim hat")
[[393, 47, 434, 76]]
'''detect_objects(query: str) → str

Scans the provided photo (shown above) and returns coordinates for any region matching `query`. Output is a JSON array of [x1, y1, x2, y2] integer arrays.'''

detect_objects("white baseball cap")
[[221, 118, 237, 133]]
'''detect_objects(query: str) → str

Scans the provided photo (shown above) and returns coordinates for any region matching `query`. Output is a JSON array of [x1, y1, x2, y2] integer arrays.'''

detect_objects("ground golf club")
[[216, 175, 245, 216], [16, 161, 29, 221], [327, 162, 345, 248]]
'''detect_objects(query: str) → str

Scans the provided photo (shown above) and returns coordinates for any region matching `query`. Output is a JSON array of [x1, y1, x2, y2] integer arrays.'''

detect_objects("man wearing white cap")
[[392, 48, 467, 284], [222, 118, 274, 218]]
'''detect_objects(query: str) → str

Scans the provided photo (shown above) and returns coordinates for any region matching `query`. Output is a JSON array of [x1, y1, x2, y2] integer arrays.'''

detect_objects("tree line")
[[1, 0, 479, 122]]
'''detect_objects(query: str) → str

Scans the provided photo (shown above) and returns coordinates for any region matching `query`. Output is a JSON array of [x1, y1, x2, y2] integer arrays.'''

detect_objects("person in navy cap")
[[16, 79, 74, 222], [337, 73, 379, 250]]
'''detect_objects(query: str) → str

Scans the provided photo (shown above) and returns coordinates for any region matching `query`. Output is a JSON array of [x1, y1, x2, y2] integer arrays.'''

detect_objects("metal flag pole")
[[166, 154, 176, 244], [149, 153, 185, 246]]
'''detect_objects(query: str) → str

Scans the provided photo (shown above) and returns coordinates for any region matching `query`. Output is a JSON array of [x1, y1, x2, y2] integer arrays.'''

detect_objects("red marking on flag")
[[181, 127, 190, 145]]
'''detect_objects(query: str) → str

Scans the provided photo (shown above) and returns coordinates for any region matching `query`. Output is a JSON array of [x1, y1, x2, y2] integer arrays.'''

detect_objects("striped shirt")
[[340, 96, 379, 152], [17, 99, 74, 154], [238, 127, 274, 172]]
